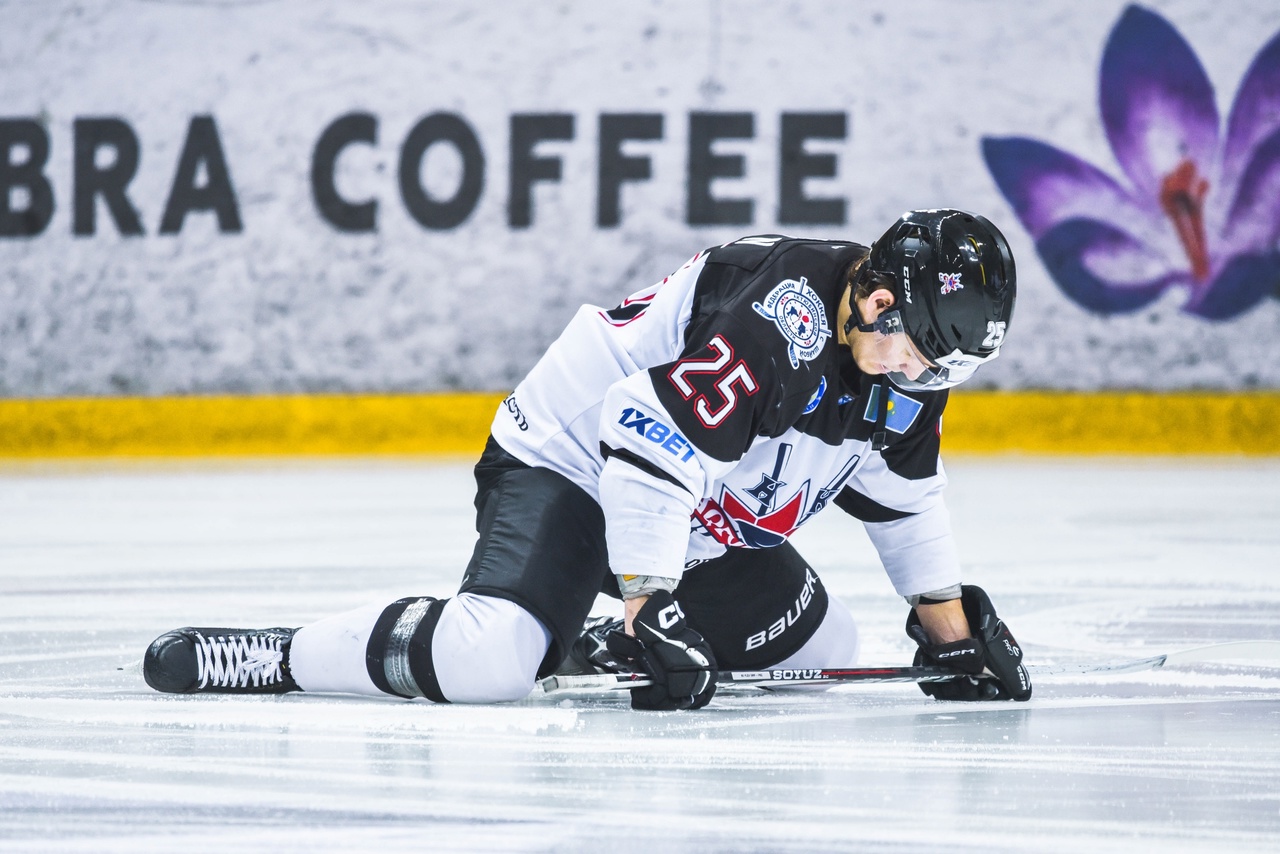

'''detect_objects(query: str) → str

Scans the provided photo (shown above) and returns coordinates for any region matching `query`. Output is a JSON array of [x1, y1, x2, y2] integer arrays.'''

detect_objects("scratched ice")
[[1, 456, 1278, 852]]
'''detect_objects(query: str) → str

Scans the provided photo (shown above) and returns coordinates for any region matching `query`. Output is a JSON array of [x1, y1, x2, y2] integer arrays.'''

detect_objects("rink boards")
[[2, 390, 1278, 458]]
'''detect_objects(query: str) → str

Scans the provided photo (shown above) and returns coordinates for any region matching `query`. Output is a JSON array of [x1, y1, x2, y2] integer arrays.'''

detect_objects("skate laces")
[[195, 632, 287, 689]]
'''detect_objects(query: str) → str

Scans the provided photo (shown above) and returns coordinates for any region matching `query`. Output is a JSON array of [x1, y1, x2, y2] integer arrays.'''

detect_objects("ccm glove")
[[606, 591, 717, 710], [906, 584, 1032, 702]]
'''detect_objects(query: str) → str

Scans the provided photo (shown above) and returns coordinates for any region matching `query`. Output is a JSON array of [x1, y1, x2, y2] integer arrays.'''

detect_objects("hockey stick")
[[540, 665, 962, 694], [538, 640, 1280, 695]]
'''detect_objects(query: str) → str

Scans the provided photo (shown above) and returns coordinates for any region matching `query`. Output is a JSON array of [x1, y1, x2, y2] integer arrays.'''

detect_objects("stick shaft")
[[538, 641, 1280, 695], [541, 665, 963, 693]]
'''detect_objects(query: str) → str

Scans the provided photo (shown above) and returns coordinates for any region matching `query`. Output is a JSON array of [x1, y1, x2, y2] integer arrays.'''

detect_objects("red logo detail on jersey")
[[692, 497, 743, 548], [696, 496, 747, 550], [719, 486, 809, 548], [690, 484, 808, 550]]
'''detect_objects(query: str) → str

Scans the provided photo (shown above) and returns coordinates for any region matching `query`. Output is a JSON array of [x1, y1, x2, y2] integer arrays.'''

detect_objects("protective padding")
[[432, 593, 552, 703]]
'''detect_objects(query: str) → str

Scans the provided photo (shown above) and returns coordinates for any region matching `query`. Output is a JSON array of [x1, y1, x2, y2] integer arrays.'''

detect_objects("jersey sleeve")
[[836, 392, 962, 597], [858, 496, 962, 599], [594, 374, 729, 583]]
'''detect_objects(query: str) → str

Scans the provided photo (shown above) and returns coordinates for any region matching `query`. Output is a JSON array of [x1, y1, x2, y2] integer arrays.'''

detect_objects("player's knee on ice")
[[432, 594, 552, 703]]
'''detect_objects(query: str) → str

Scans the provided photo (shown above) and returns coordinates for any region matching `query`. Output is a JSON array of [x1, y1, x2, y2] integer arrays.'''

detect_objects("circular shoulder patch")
[[751, 276, 832, 369]]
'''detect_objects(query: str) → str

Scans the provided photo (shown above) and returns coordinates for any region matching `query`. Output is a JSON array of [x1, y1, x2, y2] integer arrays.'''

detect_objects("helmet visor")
[[861, 309, 997, 392], [885, 359, 980, 392]]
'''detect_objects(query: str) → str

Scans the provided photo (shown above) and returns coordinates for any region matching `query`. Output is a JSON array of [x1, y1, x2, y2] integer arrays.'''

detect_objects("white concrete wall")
[[2, 0, 1278, 395]]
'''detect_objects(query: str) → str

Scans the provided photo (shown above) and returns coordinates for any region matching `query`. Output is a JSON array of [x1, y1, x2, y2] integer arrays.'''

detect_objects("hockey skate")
[[555, 615, 631, 676], [143, 627, 300, 694]]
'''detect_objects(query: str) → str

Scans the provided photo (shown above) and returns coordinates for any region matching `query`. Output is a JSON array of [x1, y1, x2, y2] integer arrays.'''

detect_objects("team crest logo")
[[939, 271, 964, 295], [752, 277, 831, 369]]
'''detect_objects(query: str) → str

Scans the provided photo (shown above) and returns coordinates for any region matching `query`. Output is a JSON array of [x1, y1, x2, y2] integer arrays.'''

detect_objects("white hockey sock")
[[289, 601, 387, 696]]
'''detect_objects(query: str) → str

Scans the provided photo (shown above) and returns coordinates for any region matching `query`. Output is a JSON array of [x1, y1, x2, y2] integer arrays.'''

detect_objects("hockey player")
[[143, 209, 1031, 710]]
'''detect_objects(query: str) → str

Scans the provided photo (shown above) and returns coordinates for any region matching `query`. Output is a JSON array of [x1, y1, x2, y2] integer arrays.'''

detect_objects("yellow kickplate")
[[942, 390, 1280, 455], [0, 390, 1277, 457], [0, 393, 507, 457]]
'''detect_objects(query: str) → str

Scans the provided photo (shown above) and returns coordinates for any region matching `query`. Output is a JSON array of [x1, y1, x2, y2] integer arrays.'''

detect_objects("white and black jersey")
[[491, 236, 962, 600]]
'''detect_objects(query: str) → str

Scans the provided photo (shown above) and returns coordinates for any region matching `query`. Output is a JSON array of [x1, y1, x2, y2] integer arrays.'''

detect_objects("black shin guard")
[[365, 597, 449, 702]]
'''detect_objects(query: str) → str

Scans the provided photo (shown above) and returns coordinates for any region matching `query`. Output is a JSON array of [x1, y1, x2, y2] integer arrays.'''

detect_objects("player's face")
[[843, 286, 938, 381], [853, 328, 934, 380], [846, 299, 933, 381]]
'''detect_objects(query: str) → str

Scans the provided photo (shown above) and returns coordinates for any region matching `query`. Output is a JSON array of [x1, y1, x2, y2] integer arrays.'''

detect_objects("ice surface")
[[1, 457, 1279, 852]]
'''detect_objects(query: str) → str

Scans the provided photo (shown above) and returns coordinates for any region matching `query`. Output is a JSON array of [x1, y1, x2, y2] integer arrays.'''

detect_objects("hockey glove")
[[605, 591, 717, 711], [906, 584, 1032, 702]]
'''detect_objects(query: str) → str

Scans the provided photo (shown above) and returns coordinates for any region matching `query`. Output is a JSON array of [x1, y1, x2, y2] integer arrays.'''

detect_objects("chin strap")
[[843, 303, 861, 337], [847, 262, 897, 451], [846, 309, 879, 337], [872, 376, 890, 451], [843, 264, 874, 337]]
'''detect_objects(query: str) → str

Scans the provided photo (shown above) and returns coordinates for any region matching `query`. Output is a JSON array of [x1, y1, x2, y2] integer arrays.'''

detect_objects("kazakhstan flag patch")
[[862, 386, 924, 434]]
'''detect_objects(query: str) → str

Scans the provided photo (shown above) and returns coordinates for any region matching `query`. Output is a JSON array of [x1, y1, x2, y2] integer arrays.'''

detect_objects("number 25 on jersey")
[[668, 336, 759, 428]]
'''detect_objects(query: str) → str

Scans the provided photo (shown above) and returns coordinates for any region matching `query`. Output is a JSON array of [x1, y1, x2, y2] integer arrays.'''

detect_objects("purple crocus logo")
[[983, 5, 1280, 320]]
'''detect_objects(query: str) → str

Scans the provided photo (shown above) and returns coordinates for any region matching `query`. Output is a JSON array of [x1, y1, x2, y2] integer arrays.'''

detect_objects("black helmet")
[[855, 209, 1017, 390]]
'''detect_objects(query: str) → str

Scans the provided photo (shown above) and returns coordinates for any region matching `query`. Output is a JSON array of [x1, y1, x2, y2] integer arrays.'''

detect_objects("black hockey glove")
[[605, 591, 717, 711], [906, 585, 1032, 702]]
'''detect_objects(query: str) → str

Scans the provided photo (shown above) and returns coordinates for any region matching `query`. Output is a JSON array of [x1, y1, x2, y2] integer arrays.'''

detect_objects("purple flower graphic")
[[983, 5, 1280, 320]]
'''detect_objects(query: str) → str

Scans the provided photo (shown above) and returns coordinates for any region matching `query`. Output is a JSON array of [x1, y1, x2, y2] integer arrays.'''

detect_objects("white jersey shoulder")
[[491, 251, 709, 496]]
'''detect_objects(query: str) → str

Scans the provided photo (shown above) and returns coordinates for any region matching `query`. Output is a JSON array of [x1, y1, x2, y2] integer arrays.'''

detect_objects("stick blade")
[[1162, 640, 1280, 667], [1029, 641, 1280, 678]]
